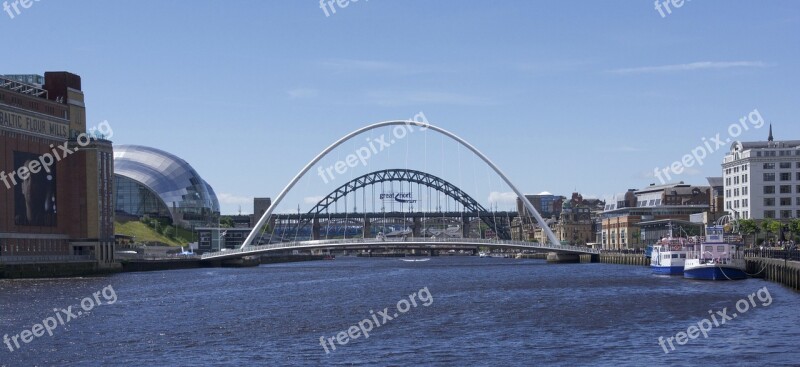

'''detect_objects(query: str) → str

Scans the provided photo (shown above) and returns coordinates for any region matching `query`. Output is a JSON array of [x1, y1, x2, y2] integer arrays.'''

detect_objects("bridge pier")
[[413, 217, 421, 237], [462, 214, 470, 238], [364, 218, 371, 238], [546, 252, 580, 264], [312, 217, 321, 240]]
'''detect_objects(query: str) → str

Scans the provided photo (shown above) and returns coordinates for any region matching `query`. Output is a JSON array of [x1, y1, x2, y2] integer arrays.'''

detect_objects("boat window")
[[663, 255, 669, 260], [680, 254, 686, 258], [717, 246, 725, 252], [672, 254, 679, 258], [705, 246, 712, 252]]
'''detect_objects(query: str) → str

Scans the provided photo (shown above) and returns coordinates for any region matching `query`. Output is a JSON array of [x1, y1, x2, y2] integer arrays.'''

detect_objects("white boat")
[[401, 258, 430, 262], [650, 223, 692, 275], [479, 252, 489, 258], [683, 226, 747, 281]]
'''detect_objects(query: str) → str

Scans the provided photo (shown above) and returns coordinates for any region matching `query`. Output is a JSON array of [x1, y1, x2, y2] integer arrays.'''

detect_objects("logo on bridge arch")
[[379, 192, 417, 204]]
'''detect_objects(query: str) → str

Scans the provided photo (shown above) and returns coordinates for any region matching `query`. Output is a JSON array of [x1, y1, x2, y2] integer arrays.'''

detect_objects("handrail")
[[0, 255, 94, 264], [203, 238, 599, 260]]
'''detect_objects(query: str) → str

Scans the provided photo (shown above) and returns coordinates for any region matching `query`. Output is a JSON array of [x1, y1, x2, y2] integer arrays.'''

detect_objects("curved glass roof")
[[114, 145, 219, 226]]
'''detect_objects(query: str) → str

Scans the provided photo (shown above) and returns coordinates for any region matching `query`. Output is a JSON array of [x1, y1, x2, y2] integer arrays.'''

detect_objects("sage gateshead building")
[[113, 145, 220, 229]]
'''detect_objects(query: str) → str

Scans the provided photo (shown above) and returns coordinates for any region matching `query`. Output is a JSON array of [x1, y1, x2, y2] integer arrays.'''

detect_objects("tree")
[[738, 219, 759, 247], [761, 219, 781, 245], [164, 226, 176, 239], [220, 217, 235, 228], [788, 218, 800, 243]]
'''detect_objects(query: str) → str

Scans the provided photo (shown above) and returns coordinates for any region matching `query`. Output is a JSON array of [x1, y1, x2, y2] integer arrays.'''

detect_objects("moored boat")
[[650, 223, 693, 275], [683, 226, 747, 280]]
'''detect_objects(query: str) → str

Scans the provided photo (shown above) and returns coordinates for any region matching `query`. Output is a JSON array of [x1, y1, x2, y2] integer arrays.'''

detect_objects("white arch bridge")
[[201, 120, 596, 261], [200, 237, 599, 261]]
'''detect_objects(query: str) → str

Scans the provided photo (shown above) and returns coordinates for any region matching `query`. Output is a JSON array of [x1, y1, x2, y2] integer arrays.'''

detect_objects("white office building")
[[722, 126, 800, 220]]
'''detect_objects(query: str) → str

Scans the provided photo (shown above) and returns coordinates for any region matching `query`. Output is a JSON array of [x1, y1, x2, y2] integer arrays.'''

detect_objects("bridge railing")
[[201, 237, 599, 259]]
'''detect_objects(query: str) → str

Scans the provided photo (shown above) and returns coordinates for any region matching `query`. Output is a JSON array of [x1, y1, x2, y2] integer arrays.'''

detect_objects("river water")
[[1, 257, 799, 366]]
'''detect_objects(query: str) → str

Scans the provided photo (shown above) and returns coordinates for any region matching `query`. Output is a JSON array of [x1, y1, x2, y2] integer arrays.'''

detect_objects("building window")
[[726, 189, 731, 197], [780, 185, 792, 194], [781, 210, 792, 219], [780, 162, 791, 169], [780, 173, 791, 181], [734, 188, 740, 196], [764, 163, 775, 169], [797, 172, 800, 180], [743, 187, 748, 195], [764, 186, 775, 194], [764, 173, 775, 181], [797, 197, 800, 206], [743, 174, 748, 183], [734, 176, 740, 184], [764, 210, 775, 218], [764, 198, 775, 206], [780, 198, 791, 206], [726, 177, 731, 186], [743, 199, 748, 207]]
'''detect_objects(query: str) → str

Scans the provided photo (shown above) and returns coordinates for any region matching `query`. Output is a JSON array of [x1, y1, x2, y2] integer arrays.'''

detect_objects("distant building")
[[722, 126, 800, 220], [555, 193, 594, 245], [251, 197, 272, 228], [196, 227, 252, 252], [114, 145, 220, 229], [517, 192, 565, 221], [600, 183, 710, 249]]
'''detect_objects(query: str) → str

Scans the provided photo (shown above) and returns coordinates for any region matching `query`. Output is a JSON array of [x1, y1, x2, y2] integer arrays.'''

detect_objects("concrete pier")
[[598, 253, 648, 266], [746, 258, 800, 291], [546, 252, 580, 263]]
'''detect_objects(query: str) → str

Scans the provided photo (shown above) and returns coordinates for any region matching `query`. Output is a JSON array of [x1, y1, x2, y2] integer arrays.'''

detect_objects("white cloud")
[[364, 90, 496, 107], [303, 196, 325, 205], [488, 191, 518, 206], [608, 61, 768, 74], [217, 193, 253, 205]]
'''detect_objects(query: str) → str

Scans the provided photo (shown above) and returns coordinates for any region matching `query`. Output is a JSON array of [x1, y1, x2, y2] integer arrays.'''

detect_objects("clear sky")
[[4, 0, 799, 215]]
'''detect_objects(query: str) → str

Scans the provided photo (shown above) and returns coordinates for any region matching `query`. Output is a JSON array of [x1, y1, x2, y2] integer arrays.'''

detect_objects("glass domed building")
[[114, 145, 220, 228]]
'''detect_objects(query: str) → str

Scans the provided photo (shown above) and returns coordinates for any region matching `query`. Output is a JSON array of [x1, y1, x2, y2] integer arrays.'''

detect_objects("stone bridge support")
[[312, 217, 321, 240], [363, 217, 371, 238], [546, 252, 580, 264]]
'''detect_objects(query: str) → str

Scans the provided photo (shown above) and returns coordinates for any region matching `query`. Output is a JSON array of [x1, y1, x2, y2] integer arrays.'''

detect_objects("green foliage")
[[738, 219, 759, 246], [220, 217, 235, 228], [164, 226, 176, 239]]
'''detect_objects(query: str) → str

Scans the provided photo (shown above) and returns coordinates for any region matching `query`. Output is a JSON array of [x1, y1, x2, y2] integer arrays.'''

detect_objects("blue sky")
[[4, 1, 799, 214]]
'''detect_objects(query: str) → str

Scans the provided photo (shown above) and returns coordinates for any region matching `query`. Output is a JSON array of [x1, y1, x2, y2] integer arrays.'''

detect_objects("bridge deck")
[[200, 237, 599, 261]]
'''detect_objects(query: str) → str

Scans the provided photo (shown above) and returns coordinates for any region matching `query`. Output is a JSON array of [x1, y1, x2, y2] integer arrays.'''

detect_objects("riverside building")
[[0, 72, 116, 268], [722, 126, 800, 220]]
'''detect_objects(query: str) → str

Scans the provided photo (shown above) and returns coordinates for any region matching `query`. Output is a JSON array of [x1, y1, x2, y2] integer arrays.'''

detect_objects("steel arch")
[[241, 120, 560, 249], [301, 169, 511, 239]]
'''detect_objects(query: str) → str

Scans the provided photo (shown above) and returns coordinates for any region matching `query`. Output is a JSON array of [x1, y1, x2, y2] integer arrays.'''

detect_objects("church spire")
[[768, 123, 773, 142]]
